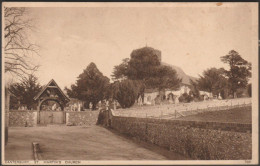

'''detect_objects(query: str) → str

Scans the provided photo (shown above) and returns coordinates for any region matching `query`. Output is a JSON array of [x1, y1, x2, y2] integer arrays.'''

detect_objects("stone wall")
[[110, 116, 252, 160], [9, 110, 37, 127], [66, 111, 99, 126]]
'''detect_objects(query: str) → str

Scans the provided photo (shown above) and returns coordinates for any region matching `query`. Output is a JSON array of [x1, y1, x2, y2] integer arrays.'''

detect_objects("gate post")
[[37, 102, 41, 124], [64, 111, 66, 124]]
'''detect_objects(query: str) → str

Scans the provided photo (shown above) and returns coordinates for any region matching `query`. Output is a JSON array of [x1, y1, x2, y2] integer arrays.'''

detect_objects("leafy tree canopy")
[[221, 50, 251, 97], [197, 67, 229, 98], [112, 47, 181, 93], [111, 80, 138, 108], [9, 74, 42, 109], [144, 65, 181, 91], [65, 62, 110, 109]]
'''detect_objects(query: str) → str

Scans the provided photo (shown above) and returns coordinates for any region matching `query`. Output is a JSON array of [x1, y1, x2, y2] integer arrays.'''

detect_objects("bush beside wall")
[[9, 110, 37, 127], [111, 116, 252, 160]]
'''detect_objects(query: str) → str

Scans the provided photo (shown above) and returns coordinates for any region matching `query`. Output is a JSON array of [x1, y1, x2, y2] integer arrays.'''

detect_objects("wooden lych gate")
[[34, 79, 70, 125]]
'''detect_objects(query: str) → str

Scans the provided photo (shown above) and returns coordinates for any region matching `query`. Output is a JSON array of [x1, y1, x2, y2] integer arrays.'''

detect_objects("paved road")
[[5, 125, 188, 160]]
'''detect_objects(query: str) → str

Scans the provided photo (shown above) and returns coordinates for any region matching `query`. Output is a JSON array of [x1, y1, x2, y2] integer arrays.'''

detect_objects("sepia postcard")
[[1, 2, 259, 165]]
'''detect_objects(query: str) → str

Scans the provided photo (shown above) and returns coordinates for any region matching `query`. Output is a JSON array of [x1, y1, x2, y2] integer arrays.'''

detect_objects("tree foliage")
[[197, 68, 229, 98], [144, 65, 181, 91], [111, 80, 138, 108], [65, 63, 110, 110], [221, 50, 251, 97], [9, 74, 41, 109], [4, 7, 39, 81], [127, 47, 161, 80], [111, 58, 129, 81], [189, 79, 200, 99], [178, 92, 193, 103], [112, 47, 181, 100]]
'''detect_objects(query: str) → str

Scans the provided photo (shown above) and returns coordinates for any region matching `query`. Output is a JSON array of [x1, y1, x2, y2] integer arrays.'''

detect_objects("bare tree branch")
[[4, 7, 40, 81]]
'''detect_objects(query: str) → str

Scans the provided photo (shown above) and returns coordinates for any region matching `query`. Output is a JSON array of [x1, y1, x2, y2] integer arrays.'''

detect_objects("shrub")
[[179, 93, 193, 103], [193, 96, 204, 102], [112, 80, 137, 108]]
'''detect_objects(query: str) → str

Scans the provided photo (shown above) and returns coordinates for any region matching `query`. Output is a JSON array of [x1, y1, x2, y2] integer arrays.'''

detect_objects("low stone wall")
[[65, 111, 99, 126], [110, 116, 252, 160], [9, 110, 37, 127]]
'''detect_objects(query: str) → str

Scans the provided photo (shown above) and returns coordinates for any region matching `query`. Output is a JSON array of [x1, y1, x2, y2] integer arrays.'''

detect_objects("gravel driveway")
[[5, 125, 188, 160]]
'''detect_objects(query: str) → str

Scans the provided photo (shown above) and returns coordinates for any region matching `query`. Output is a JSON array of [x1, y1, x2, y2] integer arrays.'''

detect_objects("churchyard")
[[177, 106, 251, 124], [113, 97, 252, 120]]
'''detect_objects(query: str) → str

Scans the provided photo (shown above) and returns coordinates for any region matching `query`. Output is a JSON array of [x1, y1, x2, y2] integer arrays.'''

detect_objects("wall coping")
[[65, 111, 99, 113], [10, 110, 37, 112]]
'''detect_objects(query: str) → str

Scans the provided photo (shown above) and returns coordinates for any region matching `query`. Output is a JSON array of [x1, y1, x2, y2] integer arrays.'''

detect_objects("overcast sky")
[[9, 3, 254, 89]]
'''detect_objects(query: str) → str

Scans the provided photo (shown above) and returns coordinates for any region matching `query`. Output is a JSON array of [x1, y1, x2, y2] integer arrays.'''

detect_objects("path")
[[5, 125, 188, 160]]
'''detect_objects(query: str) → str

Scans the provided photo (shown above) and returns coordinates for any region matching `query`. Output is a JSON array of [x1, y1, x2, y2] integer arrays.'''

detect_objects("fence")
[[112, 97, 252, 119]]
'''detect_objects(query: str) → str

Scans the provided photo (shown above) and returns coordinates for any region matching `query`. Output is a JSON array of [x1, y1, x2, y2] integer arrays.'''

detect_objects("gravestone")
[[175, 96, 179, 104], [89, 102, 93, 111]]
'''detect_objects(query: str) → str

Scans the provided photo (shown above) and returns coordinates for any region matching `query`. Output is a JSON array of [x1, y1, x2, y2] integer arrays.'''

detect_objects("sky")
[[6, 3, 255, 89]]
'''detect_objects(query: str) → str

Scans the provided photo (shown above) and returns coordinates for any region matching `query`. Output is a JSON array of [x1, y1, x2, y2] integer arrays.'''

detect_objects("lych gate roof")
[[34, 79, 70, 102]]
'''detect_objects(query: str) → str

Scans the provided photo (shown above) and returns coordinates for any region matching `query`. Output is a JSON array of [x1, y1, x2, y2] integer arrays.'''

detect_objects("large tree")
[[65, 63, 110, 110], [197, 68, 229, 98], [221, 50, 251, 98], [4, 7, 39, 145], [9, 74, 42, 110], [112, 47, 181, 100], [127, 47, 161, 80]]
